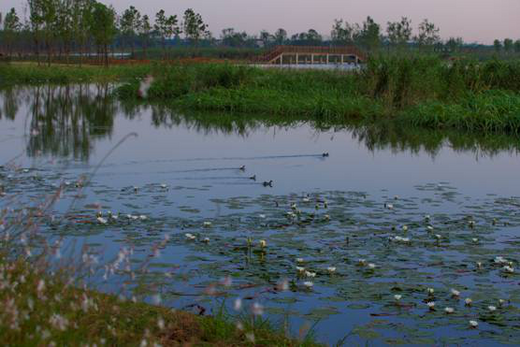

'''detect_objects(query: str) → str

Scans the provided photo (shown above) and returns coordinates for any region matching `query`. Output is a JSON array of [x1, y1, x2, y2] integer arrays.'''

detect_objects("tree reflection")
[[0, 85, 519, 162]]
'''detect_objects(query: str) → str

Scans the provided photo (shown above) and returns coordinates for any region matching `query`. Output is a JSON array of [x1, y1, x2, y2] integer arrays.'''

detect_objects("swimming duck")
[[249, 175, 257, 181], [322, 153, 329, 157], [262, 180, 273, 187], [239, 165, 246, 171]]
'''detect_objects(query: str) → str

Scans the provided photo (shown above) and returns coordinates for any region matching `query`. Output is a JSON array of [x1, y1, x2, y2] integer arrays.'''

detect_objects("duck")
[[262, 180, 273, 187], [239, 165, 246, 171], [249, 175, 257, 181], [322, 153, 329, 157]]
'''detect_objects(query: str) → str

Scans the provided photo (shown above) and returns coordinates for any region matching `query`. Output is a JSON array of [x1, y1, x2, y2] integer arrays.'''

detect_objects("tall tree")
[[89, 2, 116, 66], [415, 19, 440, 50], [331, 19, 358, 45], [154, 10, 179, 59], [182, 8, 208, 46], [139, 14, 151, 59], [273, 28, 287, 45], [3, 8, 22, 57], [494, 39, 502, 53], [259, 30, 272, 47], [503, 38, 513, 53], [386, 17, 412, 48], [514, 40, 520, 53], [120, 6, 141, 57], [446, 37, 464, 53], [27, 0, 45, 65], [358, 16, 381, 51]]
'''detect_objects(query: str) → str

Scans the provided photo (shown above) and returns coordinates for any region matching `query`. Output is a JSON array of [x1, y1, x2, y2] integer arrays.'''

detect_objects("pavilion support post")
[[311, 54, 314, 64], [326, 54, 329, 64], [296, 53, 299, 65]]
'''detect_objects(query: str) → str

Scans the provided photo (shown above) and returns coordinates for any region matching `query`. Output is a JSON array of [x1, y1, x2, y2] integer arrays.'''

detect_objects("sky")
[[1, 0, 519, 44]]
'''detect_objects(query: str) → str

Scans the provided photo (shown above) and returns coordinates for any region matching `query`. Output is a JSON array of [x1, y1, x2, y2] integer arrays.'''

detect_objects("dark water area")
[[2, 84, 520, 345]]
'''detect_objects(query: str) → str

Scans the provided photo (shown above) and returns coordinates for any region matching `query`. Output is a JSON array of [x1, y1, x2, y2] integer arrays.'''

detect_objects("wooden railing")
[[255, 45, 366, 63]]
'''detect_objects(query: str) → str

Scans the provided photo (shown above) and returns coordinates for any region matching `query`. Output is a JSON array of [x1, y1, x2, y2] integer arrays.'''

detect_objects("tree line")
[[0, 1, 210, 65], [1, 2, 519, 66]]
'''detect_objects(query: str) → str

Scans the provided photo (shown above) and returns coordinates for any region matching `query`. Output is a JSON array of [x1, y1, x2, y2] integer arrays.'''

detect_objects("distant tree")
[[493, 39, 502, 53], [446, 37, 464, 53], [3, 8, 22, 57], [259, 30, 273, 47], [182, 8, 208, 46], [515, 39, 520, 53], [27, 0, 45, 65], [120, 6, 141, 56], [331, 19, 358, 45], [273, 28, 287, 45], [386, 17, 412, 48], [139, 14, 152, 59], [154, 10, 179, 59], [90, 2, 116, 66], [221, 28, 248, 47], [503, 38, 513, 53], [415, 19, 440, 50], [358, 16, 381, 51]]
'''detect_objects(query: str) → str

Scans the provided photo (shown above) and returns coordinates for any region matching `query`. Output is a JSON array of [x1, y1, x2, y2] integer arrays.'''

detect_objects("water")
[[2, 84, 520, 345]]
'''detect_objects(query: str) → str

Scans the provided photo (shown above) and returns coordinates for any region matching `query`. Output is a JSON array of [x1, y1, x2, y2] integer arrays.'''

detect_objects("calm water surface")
[[1, 85, 520, 345]]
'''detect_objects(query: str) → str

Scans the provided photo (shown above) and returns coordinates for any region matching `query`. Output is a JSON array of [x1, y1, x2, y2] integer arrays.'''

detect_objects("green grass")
[[115, 56, 520, 134], [0, 255, 321, 346], [0, 62, 153, 85]]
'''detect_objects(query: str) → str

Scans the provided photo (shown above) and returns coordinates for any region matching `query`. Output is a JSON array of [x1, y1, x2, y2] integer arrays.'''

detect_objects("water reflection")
[[1, 84, 519, 162]]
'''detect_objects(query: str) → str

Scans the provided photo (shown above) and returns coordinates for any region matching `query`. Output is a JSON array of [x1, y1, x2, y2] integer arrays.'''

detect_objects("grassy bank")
[[0, 255, 319, 346], [0, 62, 153, 85], [116, 56, 520, 134]]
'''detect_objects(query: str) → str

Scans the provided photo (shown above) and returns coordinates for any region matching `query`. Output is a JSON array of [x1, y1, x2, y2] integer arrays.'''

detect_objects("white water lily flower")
[[234, 298, 242, 311], [477, 262, 483, 269], [427, 288, 435, 295], [495, 256, 508, 264], [427, 226, 434, 232], [259, 240, 267, 248], [394, 295, 402, 301], [367, 263, 376, 269], [498, 299, 506, 306], [305, 271, 316, 278], [469, 320, 478, 328], [358, 259, 366, 266], [402, 225, 408, 232], [324, 214, 330, 221], [425, 215, 431, 220], [202, 237, 210, 243], [435, 234, 441, 240], [472, 238, 479, 243], [302, 198, 310, 203], [139, 215, 147, 221], [445, 307, 454, 314], [327, 267, 337, 273], [488, 305, 497, 312], [303, 281, 314, 288], [185, 233, 196, 241], [252, 302, 264, 316], [296, 258, 304, 263], [203, 222, 212, 227], [465, 298, 473, 306], [386, 204, 394, 210], [451, 289, 460, 297], [259, 214, 266, 219], [427, 302, 435, 309], [503, 266, 515, 273], [296, 266, 305, 273], [97, 217, 108, 225]]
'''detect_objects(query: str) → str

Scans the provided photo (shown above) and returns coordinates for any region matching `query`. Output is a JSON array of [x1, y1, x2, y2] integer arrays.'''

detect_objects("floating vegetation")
[[2, 159, 520, 345]]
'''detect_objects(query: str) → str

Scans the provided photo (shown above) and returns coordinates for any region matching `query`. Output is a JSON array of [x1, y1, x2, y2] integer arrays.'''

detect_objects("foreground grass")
[[0, 256, 320, 346]]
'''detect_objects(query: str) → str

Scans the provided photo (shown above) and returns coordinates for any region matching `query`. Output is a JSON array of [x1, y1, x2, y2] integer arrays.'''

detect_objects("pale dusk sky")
[[1, 0, 519, 44]]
